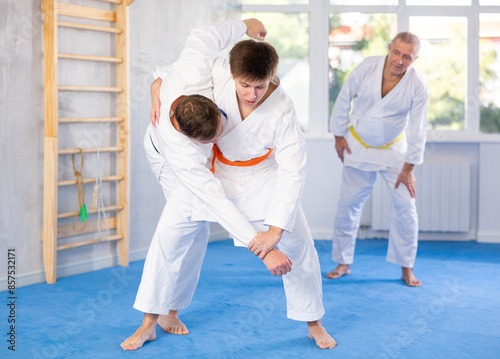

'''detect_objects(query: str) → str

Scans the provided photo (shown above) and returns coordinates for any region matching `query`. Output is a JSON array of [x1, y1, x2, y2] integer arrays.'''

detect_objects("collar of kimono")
[[169, 95, 185, 132], [210, 145, 273, 173]]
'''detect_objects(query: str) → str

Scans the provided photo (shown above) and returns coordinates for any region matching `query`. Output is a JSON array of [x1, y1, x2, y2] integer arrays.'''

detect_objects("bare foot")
[[325, 264, 351, 279], [401, 267, 422, 287], [158, 310, 189, 335], [121, 313, 158, 351], [307, 320, 337, 349]]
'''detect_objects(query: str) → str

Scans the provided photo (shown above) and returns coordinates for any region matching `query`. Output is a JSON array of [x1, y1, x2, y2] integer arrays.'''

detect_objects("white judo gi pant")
[[252, 206, 325, 322], [332, 165, 419, 268], [136, 132, 324, 321], [133, 132, 209, 315]]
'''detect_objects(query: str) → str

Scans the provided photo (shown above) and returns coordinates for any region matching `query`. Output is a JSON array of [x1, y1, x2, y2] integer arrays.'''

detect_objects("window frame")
[[242, 0, 500, 141]]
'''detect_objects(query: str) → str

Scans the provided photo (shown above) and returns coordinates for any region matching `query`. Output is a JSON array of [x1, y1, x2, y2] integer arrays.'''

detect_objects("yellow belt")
[[349, 126, 404, 149]]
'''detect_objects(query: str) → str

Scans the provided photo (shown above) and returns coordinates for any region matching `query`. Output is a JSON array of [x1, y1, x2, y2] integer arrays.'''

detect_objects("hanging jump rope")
[[93, 147, 109, 241], [72, 148, 88, 231]]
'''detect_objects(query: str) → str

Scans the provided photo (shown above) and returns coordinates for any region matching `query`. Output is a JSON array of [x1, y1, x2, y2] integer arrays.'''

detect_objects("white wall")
[[301, 138, 343, 239], [1, 0, 45, 288], [478, 143, 500, 243]]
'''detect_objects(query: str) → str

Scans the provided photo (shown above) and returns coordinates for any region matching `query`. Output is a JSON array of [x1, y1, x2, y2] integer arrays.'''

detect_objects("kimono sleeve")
[[153, 20, 247, 86], [405, 79, 428, 165], [264, 104, 306, 232], [158, 133, 257, 246], [329, 64, 363, 137]]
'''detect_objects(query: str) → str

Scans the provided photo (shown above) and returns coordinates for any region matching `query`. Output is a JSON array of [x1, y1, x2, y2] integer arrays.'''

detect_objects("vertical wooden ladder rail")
[[115, 0, 130, 267], [42, 0, 59, 284]]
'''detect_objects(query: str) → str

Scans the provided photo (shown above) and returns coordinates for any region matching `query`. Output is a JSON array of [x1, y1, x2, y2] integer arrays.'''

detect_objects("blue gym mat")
[[1, 238, 500, 358]]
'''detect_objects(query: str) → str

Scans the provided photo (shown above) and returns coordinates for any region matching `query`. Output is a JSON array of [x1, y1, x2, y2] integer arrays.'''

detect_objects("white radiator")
[[371, 162, 470, 232]]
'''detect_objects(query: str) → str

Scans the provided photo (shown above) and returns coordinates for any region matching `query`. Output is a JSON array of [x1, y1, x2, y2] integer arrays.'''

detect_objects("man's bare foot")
[[325, 264, 351, 279], [120, 313, 158, 351], [401, 267, 422, 287], [307, 320, 337, 349], [158, 310, 189, 335]]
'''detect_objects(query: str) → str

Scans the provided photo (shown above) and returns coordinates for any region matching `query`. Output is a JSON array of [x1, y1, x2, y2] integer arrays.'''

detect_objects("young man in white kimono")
[[121, 19, 293, 351], [326, 32, 428, 287], [150, 21, 336, 349]]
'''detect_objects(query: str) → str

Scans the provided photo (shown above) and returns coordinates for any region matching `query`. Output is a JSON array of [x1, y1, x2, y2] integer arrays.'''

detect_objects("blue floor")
[[2, 238, 500, 359]]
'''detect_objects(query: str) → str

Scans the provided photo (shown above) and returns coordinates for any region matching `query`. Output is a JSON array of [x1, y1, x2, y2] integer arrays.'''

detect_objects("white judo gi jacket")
[[150, 20, 258, 245], [330, 55, 428, 170], [209, 66, 306, 237], [155, 20, 307, 246]]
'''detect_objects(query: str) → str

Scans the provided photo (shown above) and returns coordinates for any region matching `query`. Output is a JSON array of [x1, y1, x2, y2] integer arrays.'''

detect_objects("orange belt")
[[210, 145, 273, 173]]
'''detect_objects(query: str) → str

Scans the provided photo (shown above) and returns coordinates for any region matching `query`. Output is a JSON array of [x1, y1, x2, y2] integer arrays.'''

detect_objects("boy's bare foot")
[[307, 320, 337, 349], [401, 267, 422, 287], [325, 264, 351, 279], [158, 310, 189, 335], [121, 313, 158, 351]]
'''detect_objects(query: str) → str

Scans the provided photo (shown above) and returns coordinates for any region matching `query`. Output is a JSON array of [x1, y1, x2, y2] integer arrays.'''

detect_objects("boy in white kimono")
[[121, 19, 292, 351], [326, 32, 428, 287], [151, 21, 336, 349]]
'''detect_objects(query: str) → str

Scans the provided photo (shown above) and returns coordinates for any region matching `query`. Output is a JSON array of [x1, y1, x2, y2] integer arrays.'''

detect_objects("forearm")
[[248, 225, 284, 260], [267, 226, 284, 240], [403, 162, 414, 172], [151, 78, 162, 103]]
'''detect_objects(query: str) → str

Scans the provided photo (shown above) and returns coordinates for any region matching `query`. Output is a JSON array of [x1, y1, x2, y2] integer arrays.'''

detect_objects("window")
[[406, 0, 471, 5], [242, 0, 308, 4], [242, 0, 500, 136], [410, 16, 467, 130], [329, 13, 397, 114], [242, 12, 310, 129], [480, 0, 500, 4], [479, 13, 500, 133], [330, 0, 397, 4]]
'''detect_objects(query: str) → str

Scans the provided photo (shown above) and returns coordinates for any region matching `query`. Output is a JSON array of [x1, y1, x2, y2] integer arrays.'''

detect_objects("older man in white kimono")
[[326, 32, 428, 287], [150, 20, 336, 349], [121, 19, 292, 351]]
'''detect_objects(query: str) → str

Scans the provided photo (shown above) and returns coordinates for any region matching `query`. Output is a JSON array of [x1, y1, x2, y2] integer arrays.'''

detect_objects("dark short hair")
[[229, 39, 279, 81], [175, 95, 220, 142]]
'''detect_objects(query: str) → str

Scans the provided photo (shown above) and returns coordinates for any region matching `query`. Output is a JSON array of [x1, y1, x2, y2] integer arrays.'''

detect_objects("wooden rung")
[[58, 86, 123, 93], [94, 0, 122, 4], [59, 117, 124, 123], [57, 234, 123, 251], [58, 21, 122, 34], [58, 53, 123, 63], [58, 146, 124, 155], [58, 205, 123, 219], [58, 175, 124, 187], [57, 3, 117, 22], [57, 217, 118, 239]]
